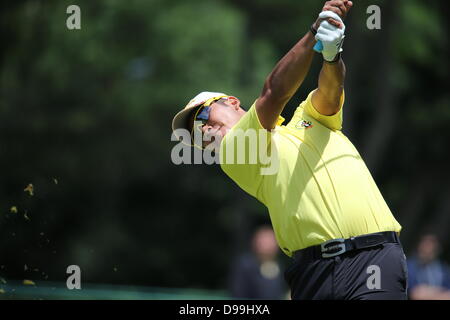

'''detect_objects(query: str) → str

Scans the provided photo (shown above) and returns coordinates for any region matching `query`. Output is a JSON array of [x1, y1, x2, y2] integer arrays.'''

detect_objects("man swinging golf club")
[[172, 0, 407, 300]]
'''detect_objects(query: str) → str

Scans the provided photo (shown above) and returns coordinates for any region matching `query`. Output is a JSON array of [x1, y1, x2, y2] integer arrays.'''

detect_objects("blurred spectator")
[[228, 226, 285, 299], [407, 234, 450, 300]]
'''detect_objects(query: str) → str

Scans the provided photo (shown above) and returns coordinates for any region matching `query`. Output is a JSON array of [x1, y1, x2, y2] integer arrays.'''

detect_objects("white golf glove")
[[315, 11, 346, 62]]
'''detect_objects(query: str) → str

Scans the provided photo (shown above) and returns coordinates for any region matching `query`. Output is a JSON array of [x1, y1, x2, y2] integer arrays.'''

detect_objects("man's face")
[[417, 234, 440, 264], [198, 97, 246, 148], [252, 227, 279, 262]]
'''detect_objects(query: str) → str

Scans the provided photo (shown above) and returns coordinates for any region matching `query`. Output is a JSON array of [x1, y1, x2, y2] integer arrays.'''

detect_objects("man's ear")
[[228, 96, 240, 109]]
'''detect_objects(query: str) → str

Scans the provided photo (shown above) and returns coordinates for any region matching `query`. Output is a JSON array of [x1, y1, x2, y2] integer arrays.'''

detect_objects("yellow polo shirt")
[[220, 90, 401, 257]]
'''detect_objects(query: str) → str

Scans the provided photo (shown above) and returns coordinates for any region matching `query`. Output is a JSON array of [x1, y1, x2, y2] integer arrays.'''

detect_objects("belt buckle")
[[321, 238, 346, 258]]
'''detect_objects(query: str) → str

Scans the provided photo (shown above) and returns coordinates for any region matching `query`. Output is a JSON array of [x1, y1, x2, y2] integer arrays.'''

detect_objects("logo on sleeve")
[[295, 119, 313, 130]]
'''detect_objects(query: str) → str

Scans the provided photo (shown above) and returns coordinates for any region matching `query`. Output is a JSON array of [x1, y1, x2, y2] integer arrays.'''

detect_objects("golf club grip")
[[314, 40, 323, 53]]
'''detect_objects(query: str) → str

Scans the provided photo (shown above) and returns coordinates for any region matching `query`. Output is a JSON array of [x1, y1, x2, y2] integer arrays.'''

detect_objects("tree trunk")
[[361, 0, 399, 175]]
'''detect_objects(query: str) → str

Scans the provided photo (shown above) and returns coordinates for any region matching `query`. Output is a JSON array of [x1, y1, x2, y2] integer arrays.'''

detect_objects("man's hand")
[[315, 11, 345, 62], [314, 0, 353, 30]]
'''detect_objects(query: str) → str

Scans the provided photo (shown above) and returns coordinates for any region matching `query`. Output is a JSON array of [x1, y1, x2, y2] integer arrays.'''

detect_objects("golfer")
[[172, 0, 407, 300]]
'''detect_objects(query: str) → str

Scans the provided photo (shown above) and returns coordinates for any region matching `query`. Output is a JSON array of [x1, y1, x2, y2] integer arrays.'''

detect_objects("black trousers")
[[284, 242, 408, 300]]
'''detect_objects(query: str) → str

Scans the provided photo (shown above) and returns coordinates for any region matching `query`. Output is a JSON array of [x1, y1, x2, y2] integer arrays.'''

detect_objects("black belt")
[[293, 231, 400, 260]]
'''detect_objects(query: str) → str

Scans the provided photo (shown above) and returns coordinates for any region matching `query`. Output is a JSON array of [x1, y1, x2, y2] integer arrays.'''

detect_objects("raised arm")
[[312, 2, 352, 115], [312, 57, 346, 116], [256, 0, 352, 129], [255, 31, 316, 130]]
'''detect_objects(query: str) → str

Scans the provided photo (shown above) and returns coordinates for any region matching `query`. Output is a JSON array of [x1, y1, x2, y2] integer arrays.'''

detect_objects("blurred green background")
[[0, 0, 449, 299]]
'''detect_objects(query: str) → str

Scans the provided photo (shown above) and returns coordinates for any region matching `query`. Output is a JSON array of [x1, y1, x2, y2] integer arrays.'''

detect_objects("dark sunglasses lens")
[[196, 106, 211, 122]]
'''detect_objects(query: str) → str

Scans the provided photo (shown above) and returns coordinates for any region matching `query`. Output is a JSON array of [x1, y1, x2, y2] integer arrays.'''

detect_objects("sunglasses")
[[195, 105, 212, 126], [191, 96, 229, 148]]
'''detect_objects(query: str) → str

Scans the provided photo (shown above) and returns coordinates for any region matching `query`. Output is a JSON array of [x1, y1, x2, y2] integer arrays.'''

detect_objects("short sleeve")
[[302, 89, 345, 131], [219, 101, 279, 198]]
